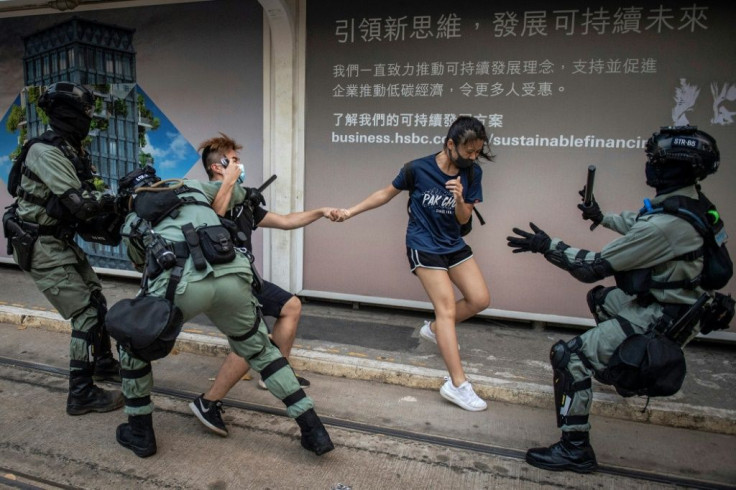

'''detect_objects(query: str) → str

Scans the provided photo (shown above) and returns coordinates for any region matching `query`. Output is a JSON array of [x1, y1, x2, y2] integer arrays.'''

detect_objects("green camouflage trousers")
[[120, 272, 314, 418], [29, 258, 103, 372], [561, 288, 664, 432]]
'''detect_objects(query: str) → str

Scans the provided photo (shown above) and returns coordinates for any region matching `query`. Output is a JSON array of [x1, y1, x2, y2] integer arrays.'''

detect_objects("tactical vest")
[[9, 130, 94, 201], [614, 191, 732, 294], [128, 181, 239, 282]]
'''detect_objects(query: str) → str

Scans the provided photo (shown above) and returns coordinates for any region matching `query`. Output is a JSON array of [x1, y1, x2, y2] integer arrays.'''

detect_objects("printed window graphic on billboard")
[[0, 18, 200, 269], [0, 2, 263, 271], [304, 1, 736, 317]]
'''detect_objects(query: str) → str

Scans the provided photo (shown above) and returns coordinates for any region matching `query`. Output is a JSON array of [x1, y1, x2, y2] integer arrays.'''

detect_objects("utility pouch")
[[106, 295, 183, 362], [614, 268, 652, 295], [602, 331, 686, 398], [182, 223, 207, 271], [197, 225, 236, 265]]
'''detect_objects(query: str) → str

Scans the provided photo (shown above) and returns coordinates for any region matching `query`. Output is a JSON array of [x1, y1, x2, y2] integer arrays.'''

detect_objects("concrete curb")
[[3, 305, 735, 436]]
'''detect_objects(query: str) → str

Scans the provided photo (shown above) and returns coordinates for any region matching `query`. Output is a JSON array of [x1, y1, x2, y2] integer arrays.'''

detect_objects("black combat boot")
[[116, 413, 157, 458], [93, 355, 122, 383], [66, 373, 124, 415], [295, 408, 334, 456], [526, 431, 598, 473]]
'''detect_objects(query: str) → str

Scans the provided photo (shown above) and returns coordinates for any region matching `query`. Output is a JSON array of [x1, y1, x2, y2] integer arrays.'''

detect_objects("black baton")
[[258, 174, 277, 192], [583, 165, 599, 230], [583, 165, 596, 207]]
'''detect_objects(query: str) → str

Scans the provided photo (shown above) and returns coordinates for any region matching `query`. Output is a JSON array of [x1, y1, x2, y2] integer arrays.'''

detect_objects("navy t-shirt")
[[392, 154, 483, 254]]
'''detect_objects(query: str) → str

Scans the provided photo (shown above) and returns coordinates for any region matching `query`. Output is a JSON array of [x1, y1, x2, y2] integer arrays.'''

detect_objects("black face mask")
[[48, 105, 91, 148], [449, 145, 475, 169], [645, 160, 696, 194]]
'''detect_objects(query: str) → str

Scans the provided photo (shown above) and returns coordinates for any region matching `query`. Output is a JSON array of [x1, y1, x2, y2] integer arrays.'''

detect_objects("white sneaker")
[[257, 377, 267, 390], [419, 320, 437, 344], [419, 321, 460, 350], [440, 377, 487, 411]]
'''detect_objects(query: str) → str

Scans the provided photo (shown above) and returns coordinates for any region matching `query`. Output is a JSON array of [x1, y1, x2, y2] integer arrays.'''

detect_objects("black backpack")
[[643, 191, 732, 291], [402, 161, 485, 236]]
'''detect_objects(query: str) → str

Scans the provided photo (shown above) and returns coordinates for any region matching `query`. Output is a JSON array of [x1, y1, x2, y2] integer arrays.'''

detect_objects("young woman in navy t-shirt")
[[332, 116, 493, 411]]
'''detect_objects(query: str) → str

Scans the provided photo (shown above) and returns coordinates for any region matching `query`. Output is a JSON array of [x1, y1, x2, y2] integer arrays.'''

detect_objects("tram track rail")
[[0, 355, 733, 490]]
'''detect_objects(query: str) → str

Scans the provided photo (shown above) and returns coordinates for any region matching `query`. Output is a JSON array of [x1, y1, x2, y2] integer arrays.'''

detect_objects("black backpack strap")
[[402, 161, 414, 191], [465, 164, 486, 226]]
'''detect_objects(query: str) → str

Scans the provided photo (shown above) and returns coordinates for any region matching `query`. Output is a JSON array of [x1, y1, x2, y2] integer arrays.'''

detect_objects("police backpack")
[[616, 191, 732, 294]]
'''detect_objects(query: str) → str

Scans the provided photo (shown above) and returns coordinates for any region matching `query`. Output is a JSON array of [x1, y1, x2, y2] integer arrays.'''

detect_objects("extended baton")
[[258, 174, 277, 192], [583, 165, 599, 230], [583, 165, 596, 207]]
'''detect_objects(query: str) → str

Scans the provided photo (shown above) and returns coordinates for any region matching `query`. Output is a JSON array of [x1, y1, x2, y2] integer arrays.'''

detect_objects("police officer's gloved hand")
[[114, 193, 132, 216], [507, 222, 551, 254], [577, 189, 603, 230], [99, 194, 117, 213], [244, 187, 266, 208]]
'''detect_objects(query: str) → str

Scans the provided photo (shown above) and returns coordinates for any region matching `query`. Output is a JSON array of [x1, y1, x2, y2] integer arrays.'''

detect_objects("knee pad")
[[586, 285, 616, 322], [550, 339, 571, 370], [550, 339, 590, 427]]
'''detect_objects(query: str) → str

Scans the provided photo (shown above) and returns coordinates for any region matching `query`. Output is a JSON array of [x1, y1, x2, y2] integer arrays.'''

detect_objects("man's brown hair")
[[198, 132, 243, 179]]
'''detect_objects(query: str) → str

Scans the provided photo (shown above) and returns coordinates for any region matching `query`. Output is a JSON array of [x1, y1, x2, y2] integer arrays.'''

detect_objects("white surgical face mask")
[[237, 164, 245, 184]]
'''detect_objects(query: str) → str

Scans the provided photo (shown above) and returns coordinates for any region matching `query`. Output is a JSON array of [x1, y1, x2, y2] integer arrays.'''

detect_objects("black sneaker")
[[189, 394, 228, 437]]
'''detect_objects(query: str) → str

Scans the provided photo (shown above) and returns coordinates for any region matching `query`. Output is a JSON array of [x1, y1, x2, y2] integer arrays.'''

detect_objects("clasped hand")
[[506, 222, 551, 254], [329, 208, 351, 222]]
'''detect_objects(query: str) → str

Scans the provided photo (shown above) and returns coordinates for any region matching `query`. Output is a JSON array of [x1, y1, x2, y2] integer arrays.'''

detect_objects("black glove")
[[244, 187, 265, 208], [99, 194, 117, 213], [507, 222, 551, 254], [577, 189, 603, 230], [114, 193, 132, 216]]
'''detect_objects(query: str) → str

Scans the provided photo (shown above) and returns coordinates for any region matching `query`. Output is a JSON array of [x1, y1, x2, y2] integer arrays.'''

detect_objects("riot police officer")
[[506, 126, 725, 473], [113, 166, 334, 458], [3, 82, 123, 415]]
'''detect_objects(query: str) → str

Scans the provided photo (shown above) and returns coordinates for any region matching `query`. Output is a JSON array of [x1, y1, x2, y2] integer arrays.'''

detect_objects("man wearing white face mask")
[[189, 133, 337, 437]]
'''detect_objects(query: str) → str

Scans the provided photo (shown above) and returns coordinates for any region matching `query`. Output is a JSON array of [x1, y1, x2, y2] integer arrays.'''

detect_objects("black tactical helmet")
[[118, 165, 160, 194], [37, 82, 95, 116], [645, 126, 720, 180]]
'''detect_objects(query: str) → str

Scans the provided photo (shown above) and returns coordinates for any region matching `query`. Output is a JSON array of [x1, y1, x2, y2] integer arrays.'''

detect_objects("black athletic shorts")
[[406, 245, 473, 273], [256, 280, 295, 318]]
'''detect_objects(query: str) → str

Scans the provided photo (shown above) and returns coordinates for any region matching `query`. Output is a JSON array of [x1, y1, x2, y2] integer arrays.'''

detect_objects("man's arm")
[[258, 208, 333, 230]]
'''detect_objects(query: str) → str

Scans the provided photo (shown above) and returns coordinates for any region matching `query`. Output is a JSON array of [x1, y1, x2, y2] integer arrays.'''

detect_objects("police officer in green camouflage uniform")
[[4, 82, 123, 416], [506, 126, 723, 473], [114, 166, 334, 458]]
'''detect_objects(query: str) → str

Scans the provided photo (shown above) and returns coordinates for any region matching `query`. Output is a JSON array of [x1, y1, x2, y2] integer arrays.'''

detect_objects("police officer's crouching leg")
[[526, 337, 598, 473], [115, 346, 157, 458]]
